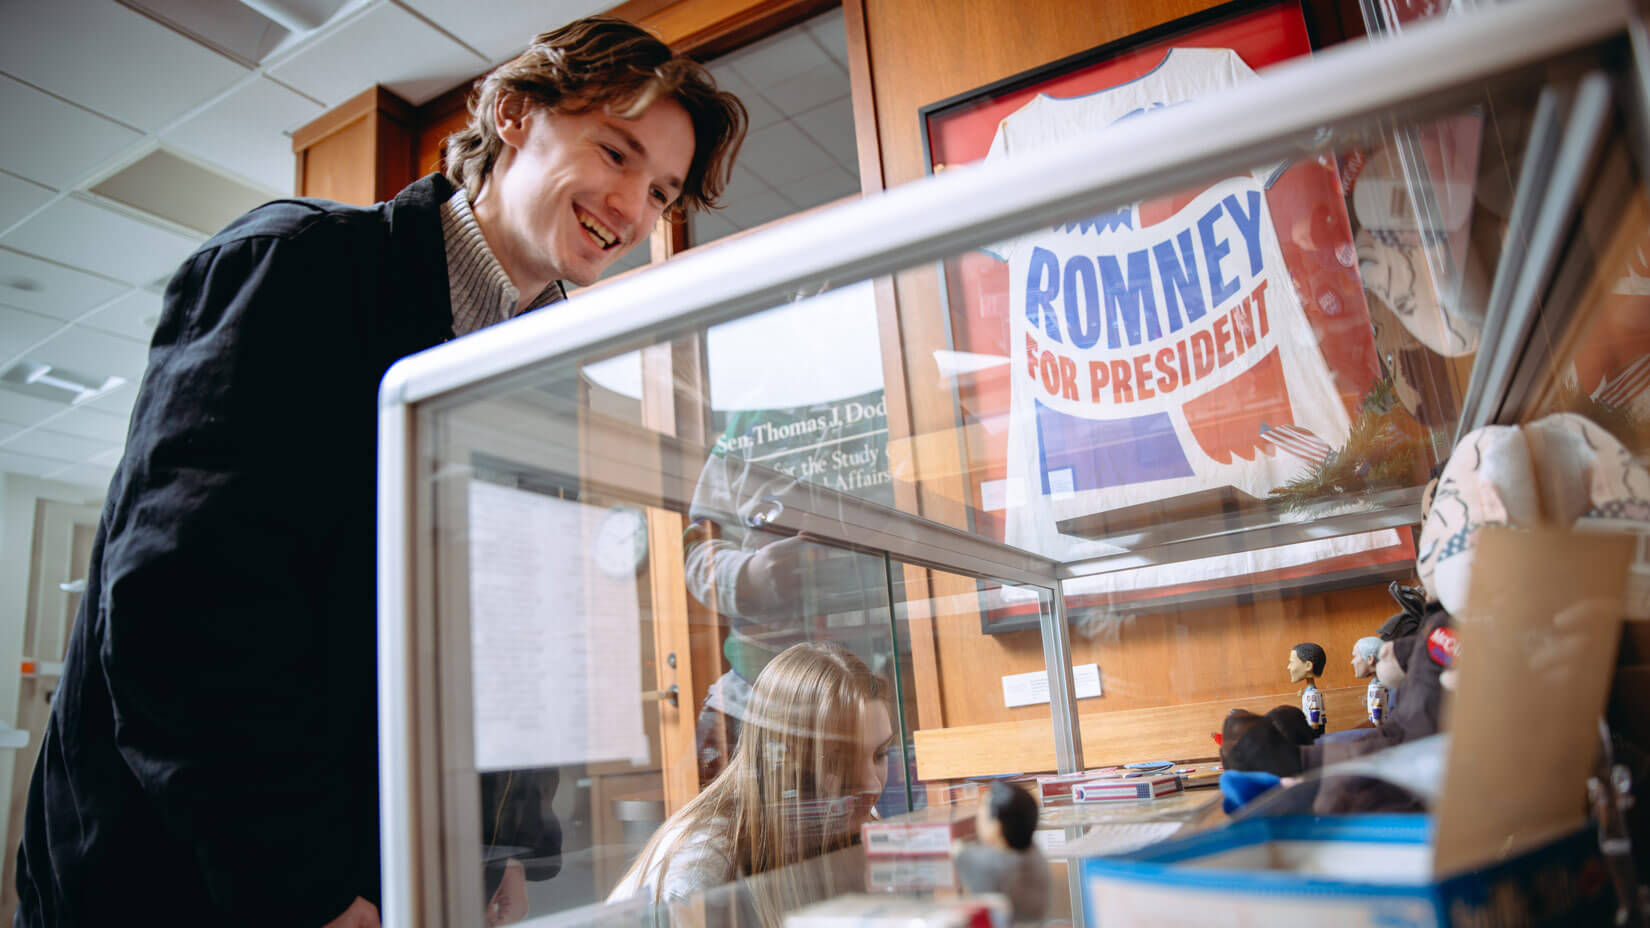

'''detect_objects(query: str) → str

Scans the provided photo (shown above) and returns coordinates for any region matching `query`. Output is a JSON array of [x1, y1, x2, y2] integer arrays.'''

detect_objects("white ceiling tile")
[[30, 325, 152, 387], [0, 75, 146, 191], [0, 304, 68, 362], [3, 197, 202, 286], [720, 27, 831, 88], [689, 209, 740, 244], [740, 93, 786, 134], [126, 0, 292, 66], [720, 190, 794, 231], [726, 164, 773, 200], [269, 4, 487, 106], [0, 248, 127, 321], [795, 98, 860, 172], [164, 77, 323, 195], [762, 62, 848, 117], [784, 166, 859, 210], [398, 0, 609, 63], [805, 9, 849, 66], [92, 148, 271, 237], [706, 70, 783, 131], [0, 391, 68, 429], [41, 461, 116, 492], [0, 450, 60, 479], [0, 421, 17, 444], [38, 406, 129, 444], [0, 171, 55, 232], [792, 94, 858, 156], [737, 122, 837, 187], [0, 0, 248, 132], [4, 428, 114, 465], [79, 289, 163, 344]]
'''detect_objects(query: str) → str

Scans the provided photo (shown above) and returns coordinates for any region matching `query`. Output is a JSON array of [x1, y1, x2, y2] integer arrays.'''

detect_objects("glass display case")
[[377, 0, 1650, 923]]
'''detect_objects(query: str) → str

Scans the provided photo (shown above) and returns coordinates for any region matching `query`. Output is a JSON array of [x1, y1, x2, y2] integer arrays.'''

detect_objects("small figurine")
[[1351, 636, 1388, 726], [952, 781, 1048, 924], [1287, 642, 1327, 737], [1350, 636, 1380, 678]]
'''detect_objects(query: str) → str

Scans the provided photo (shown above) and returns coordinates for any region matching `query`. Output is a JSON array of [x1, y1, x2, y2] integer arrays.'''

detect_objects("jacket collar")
[[384, 174, 458, 342]]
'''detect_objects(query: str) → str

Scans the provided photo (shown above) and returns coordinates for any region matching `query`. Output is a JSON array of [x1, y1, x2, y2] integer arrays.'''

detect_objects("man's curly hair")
[[444, 17, 746, 218]]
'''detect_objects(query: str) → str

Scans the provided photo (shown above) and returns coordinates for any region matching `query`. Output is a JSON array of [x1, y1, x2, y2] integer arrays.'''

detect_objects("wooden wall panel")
[[922, 580, 1395, 730], [615, 0, 835, 57], [914, 683, 1372, 780], [415, 87, 471, 179], [645, 509, 701, 813], [375, 105, 417, 200]]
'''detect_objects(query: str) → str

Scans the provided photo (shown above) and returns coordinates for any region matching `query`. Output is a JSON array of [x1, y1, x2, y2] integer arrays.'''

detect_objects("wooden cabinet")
[[292, 86, 417, 205]]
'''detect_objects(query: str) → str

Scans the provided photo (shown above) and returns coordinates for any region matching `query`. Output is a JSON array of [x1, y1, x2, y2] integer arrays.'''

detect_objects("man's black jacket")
[[15, 175, 459, 926]]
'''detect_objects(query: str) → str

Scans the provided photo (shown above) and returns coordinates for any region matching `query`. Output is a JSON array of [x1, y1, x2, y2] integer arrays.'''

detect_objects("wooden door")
[[1, 499, 101, 921]]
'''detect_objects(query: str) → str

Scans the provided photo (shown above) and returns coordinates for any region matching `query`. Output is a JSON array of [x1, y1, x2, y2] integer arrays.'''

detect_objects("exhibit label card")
[[467, 480, 648, 772], [1002, 663, 1102, 708]]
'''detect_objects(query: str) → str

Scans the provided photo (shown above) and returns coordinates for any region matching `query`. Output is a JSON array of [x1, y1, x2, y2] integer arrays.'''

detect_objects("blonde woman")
[[610, 642, 894, 905]]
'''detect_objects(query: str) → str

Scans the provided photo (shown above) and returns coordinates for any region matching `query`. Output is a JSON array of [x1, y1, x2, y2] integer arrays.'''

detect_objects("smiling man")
[[472, 97, 695, 290], [14, 17, 743, 928], [448, 18, 742, 298]]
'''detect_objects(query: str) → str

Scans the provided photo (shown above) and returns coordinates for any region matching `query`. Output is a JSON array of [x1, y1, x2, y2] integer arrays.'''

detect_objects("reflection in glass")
[[609, 642, 893, 904]]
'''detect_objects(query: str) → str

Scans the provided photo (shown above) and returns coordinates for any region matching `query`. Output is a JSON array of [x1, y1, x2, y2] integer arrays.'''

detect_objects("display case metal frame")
[[377, 1, 1646, 923], [1455, 70, 1630, 435]]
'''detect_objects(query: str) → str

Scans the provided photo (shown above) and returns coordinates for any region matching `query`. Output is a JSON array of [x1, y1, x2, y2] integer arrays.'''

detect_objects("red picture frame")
[[916, 0, 1418, 629]]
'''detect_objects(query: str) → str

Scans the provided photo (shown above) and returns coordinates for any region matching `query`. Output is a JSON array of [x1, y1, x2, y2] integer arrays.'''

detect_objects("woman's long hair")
[[620, 641, 891, 903]]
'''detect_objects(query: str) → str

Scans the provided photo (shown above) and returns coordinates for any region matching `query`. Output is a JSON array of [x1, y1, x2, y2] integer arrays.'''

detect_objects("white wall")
[[0, 472, 105, 869]]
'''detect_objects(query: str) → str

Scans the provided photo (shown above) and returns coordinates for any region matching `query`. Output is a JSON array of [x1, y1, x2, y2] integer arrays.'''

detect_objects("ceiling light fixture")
[[234, 0, 349, 33], [1, 361, 126, 406]]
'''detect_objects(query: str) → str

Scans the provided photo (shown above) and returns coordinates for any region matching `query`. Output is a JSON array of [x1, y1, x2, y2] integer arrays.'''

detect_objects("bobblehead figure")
[[953, 781, 1048, 924], [1288, 642, 1328, 737], [1352, 636, 1388, 725]]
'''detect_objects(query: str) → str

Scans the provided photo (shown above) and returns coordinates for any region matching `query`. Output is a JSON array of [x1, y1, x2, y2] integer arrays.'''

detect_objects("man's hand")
[[735, 534, 814, 615], [486, 858, 529, 926], [321, 897, 380, 928]]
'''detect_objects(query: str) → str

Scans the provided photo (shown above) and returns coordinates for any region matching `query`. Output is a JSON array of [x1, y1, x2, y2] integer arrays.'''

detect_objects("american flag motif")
[[1593, 354, 1650, 409], [1259, 422, 1332, 465]]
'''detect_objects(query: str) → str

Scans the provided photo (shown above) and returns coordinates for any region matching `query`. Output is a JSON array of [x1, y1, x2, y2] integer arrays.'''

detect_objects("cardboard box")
[[864, 853, 957, 891], [1073, 774, 1181, 803], [1078, 528, 1634, 926], [1038, 790, 1219, 829], [928, 780, 982, 807], [1081, 815, 1611, 926], [862, 805, 977, 857], [1036, 768, 1119, 806]]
